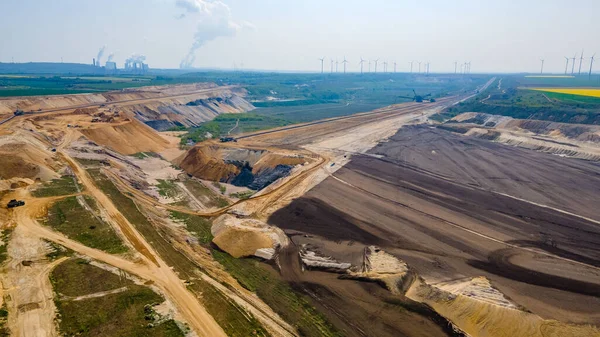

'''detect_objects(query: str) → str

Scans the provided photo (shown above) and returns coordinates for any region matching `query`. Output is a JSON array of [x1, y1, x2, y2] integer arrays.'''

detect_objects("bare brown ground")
[[79, 119, 172, 155], [268, 125, 600, 330]]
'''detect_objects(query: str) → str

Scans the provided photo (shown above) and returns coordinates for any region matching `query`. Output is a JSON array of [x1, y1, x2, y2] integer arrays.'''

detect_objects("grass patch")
[[43, 196, 127, 254], [130, 152, 160, 159], [212, 249, 342, 337], [51, 258, 184, 337], [74, 158, 106, 167], [51, 259, 127, 297], [230, 191, 254, 200], [32, 175, 82, 197], [86, 169, 273, 335], [187, 279, 270, 337], [182, 179, 229, 208], [212, 181, 226, 195], [44, 240, 72, 261], [0, 300, 9, 337], [156, 179, 180, 199], [0, 229, 13, 265], [169, 211, 213, 245], [180, 113, 291, 145]]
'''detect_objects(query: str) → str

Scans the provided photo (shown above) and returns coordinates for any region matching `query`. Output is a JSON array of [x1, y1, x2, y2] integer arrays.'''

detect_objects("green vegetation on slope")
[[156, 179, 180, 199], [0, 229, 13, 265], [50, 258, 184, 337], [43, 196, 127, 254], [32, 175, 82, 197], [0, 301, 9, 337], [169, 211, 213, 245], [212, 250, 343, 337], [181, 178, 229, 208], [86, 169, 271, 336], [179, 113, 291, 144], [51, 258, 128, 297]]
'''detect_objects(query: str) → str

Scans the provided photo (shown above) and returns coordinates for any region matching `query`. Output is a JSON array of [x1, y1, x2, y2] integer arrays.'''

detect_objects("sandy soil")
[[2, 223, 65, 337], [268, 125, 600, 334]]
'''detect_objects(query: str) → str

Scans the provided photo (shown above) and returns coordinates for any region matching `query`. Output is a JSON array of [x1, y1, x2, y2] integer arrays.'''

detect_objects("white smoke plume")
[[96, 45, 106, 65], [107, 53, 115, 62], [126, 54, 146, 63], [176, 0, 251, 68]]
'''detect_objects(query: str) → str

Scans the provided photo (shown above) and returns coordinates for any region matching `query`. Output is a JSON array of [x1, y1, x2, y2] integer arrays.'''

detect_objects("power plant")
[[91, 48, 149, 74]]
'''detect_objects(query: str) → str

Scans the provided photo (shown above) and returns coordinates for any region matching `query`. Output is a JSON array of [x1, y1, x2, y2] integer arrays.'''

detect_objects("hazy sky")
[[1, 0, 599, 73]]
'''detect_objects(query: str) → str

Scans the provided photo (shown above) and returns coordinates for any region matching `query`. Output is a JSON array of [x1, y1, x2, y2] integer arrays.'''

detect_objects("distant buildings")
[[105, 61, 117, 70]]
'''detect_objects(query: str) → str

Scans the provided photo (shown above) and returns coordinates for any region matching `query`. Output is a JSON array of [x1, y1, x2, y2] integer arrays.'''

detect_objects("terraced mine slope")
[[269, 125, 600, 336]]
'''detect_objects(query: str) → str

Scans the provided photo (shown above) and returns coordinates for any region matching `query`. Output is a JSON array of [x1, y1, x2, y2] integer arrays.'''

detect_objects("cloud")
[[176, 0, 251, 68]]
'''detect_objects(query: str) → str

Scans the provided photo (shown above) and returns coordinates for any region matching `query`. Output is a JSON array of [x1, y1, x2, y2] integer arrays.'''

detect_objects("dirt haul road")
[[0, 85, 239, 123], [12, 195, 227, 337], [101, 97, 458, 221], [26, 153, 228, 337]]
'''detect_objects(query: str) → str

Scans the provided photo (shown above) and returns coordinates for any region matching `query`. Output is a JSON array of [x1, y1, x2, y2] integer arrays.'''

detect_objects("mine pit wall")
[[178, 145, 307, 190], [132, 94, 255, 131]]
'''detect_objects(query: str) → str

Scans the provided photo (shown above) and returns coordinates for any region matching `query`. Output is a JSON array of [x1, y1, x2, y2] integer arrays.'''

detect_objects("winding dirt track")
[[17, 154, 228, 337]]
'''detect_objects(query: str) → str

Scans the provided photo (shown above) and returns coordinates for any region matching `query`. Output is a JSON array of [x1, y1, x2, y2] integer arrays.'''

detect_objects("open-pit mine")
[[1, 80, 599, 337]]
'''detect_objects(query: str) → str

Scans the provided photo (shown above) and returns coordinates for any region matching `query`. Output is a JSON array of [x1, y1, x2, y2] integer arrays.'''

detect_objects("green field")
[[51, 258, 184, 337], [43, 196, 127, 254], [32, 176, 82, 197], [436, 75, 600, 125]]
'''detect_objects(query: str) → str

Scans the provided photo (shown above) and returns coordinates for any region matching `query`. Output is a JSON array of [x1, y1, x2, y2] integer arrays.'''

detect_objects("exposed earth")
[[1, 79, 600, 337]]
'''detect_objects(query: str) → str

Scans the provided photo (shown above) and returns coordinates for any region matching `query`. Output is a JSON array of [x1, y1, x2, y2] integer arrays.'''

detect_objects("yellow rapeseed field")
[[531, 88, 600, 98]]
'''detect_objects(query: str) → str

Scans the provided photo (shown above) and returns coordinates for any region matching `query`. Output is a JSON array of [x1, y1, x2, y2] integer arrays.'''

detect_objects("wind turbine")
[[342, 57, 348, 73], [318, 57, 325, 74], [579, 50, 584, 75], [409, 61, 414, 73], [335, 58, 339, 73], [454, 61, 458, 74], [540, 59, 544, 74], [564, 57, 570, 75], [374, 59, 379, 73], [590, 53, 596, 79], [417, 61, 422, 73], [330, 59, 334, 73], [359, 57, 365, 74], [383, 61, 388, 73], [393, 61, 397, 73], [368, 60, 371, 73], [571, 54, 577, 75]]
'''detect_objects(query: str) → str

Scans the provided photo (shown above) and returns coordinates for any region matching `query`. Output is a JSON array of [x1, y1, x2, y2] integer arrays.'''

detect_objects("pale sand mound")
[[433, 276, 517, 309], [407, 278, 600, 337], [348, 246, 412, 293], [80, 119, 172, 155], [0, 140, 60, 181], [211, 214, 288, 259]]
